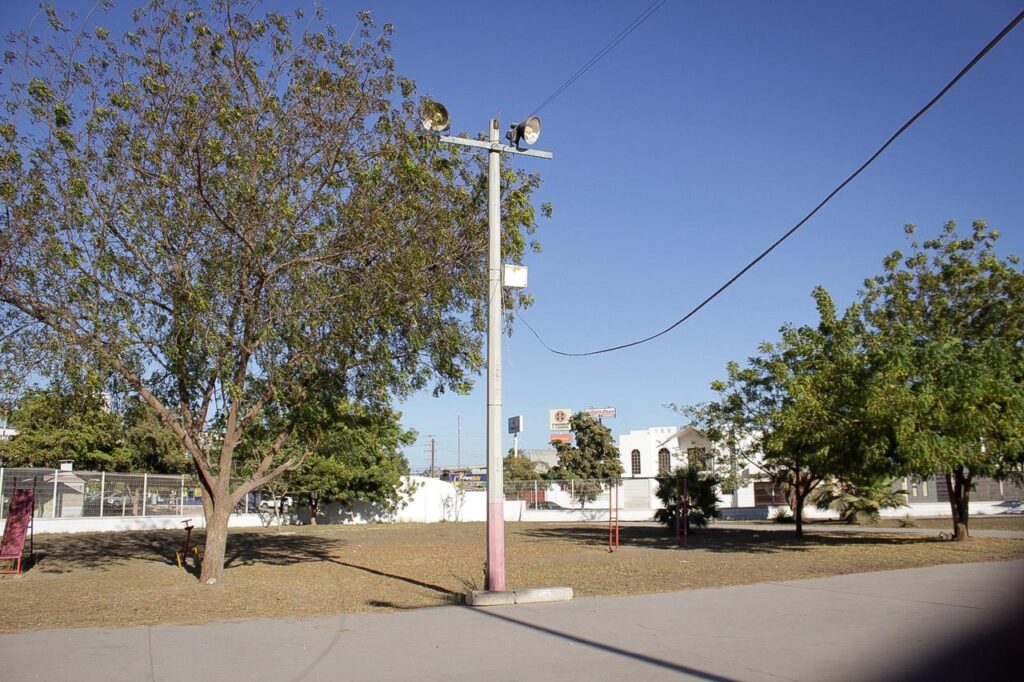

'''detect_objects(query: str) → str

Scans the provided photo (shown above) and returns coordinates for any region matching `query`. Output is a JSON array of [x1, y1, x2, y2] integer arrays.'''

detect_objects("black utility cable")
[[528, 0, 668, 117], [520, 8, 1024, 357]]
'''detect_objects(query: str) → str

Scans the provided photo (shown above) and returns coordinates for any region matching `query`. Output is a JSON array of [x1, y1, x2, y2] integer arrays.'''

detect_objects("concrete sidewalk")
[[2, 561, 1021, 681]]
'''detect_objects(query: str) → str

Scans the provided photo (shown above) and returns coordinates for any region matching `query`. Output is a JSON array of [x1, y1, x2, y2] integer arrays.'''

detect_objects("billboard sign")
[[583, 407, 617, 420], [508, 415, 523, 434], [549, 408, 572, 431], [549, 433, 572, 445]]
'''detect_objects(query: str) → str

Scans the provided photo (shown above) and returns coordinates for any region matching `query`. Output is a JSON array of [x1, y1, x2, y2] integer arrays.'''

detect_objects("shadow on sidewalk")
[[466, 606, 739, 682]]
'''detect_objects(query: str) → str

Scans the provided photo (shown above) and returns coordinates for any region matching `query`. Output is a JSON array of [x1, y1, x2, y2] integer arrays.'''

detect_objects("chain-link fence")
[[0, 467, 209, 519], [504, 478, 615, 510]]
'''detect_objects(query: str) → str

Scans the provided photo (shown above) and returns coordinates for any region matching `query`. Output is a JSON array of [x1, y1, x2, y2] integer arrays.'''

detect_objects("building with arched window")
[[617, 426, 716, 478]]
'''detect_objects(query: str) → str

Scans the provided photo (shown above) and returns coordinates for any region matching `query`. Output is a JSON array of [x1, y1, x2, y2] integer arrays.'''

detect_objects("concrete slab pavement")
[[2, 560, 1021, 681]]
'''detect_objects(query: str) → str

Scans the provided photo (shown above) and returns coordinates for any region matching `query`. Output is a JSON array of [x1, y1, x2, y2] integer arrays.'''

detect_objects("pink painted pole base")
[[486, 500, 506, 591]]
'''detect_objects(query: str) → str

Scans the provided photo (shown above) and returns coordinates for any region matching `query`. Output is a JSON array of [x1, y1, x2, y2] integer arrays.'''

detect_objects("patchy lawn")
[[2, 522, 1022, 632], [875, 515, 1024, 531]]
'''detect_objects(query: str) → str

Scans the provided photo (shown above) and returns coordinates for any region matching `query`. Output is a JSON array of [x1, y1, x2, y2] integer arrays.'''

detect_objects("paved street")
[[2, 560, 1021, 681]]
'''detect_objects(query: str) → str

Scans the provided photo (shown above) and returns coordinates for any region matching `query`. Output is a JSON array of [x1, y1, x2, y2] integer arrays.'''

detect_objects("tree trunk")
[[794, 497, 804, 538], [945, 468, 971, 541], [789, 480, 806, 538], [309, 496, 319, 526], [199, 504, 230, 584]]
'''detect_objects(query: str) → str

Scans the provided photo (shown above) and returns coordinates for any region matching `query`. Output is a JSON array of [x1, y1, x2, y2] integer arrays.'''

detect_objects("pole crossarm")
[[439, 135, 553, 159]]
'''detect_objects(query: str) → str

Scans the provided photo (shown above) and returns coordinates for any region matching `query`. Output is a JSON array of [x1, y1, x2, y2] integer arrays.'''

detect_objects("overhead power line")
[[528, 0, 668, 117], [520, 8, 1024, 357]]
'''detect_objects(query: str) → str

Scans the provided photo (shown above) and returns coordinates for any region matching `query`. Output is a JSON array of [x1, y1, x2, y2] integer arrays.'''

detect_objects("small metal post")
[[142, 473, 148, 517], [533, 479, 538, 510], [675, 479, 681, 543], [683, 475, 689, 549], [52, 469, 59, 518], [99, 472, 105, 517], [608, 480, 613, 550]]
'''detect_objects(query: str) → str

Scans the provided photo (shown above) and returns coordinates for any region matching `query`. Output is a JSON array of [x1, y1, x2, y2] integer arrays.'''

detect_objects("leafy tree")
[[289, 405, 415, 524], [812, 476, 907, 525], [0, 382, 189, 514], [550, 412, 622, 508], [0, 3, 547, 583], [503, 450, 541, 481], [654, 466, 721, 533], [0, 386, 126, 470], [860, 222, 1024, 540], [698, 288, 877, 536]]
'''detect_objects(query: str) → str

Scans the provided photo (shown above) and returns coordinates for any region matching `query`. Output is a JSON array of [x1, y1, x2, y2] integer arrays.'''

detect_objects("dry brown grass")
[[2, 521, 1022, 633], [874, 515, 1024, 531]]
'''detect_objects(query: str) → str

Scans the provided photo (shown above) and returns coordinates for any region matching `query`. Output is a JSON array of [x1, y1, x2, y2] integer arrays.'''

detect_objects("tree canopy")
[[288, 404, 415, 523], [859, 221, 1024, 539], [550, 412, 622, 508], [690, 221, 1023, 539], [0, 380, 187, 474], [503, 451, 541, 481], [0, 2, 548, 582]]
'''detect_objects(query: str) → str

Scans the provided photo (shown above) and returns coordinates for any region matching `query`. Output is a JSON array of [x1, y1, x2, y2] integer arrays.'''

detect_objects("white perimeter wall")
[[5, 476, 1020, 534]]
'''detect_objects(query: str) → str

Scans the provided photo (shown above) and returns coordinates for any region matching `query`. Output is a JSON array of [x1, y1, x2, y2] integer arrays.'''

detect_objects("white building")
[[617, 425, 759, 511], [617, 426, 713, 479]]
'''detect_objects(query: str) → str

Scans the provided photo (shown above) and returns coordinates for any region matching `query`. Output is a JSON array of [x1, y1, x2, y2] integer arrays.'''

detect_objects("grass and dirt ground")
[[2, 520, 1022, 632]]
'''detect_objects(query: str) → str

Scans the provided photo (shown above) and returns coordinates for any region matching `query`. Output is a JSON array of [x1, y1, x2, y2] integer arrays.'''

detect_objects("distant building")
[[617, 426, 712, 478], [522, 448, 558, 474], [0, 426, 18, 441]]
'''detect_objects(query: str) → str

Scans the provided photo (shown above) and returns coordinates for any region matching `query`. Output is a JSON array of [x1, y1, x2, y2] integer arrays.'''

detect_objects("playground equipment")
[[1, 478, 36, 575], [175, 519, 200, 569], [608, 483, 620, 551]]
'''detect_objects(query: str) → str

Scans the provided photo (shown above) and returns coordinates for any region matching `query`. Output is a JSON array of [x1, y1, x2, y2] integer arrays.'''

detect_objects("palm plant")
[[654, 466, 722, 532], [813, 476, 907, 525]]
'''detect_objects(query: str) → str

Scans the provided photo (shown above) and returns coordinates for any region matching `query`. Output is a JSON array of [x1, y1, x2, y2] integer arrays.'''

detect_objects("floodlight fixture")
[[506, 116, 541, 148], [420, 99, 451, 133]]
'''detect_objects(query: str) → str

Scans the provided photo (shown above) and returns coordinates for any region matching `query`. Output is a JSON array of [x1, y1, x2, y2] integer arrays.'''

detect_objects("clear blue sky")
[[4, 1, 1022, 471], [380, 0, 1024, 470]]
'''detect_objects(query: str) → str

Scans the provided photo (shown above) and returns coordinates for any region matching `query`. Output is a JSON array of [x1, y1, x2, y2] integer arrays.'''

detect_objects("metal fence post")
[[142, 473, 148, 517], [53, 469, 59, 518], [100, 472, 105, 517], [179, 476, 185, 516]]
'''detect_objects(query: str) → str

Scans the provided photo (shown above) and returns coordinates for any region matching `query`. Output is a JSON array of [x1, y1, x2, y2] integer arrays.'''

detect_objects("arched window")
[[631, 449, 641, 476], [658, 448, 671, 475]]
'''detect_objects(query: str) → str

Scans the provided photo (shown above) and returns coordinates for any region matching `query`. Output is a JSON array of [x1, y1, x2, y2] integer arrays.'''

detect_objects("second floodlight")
[[506, 116, 541, 147], [420, 99, 451, 133]]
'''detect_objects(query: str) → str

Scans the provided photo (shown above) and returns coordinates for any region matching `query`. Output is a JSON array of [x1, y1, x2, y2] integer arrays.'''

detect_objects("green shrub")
[[772, 507, 794, 524], [654, 466, 721, 533]]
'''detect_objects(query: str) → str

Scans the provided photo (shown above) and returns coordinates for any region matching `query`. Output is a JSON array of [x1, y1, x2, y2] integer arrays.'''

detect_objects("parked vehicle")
[[259, 496, 293, 510], [534, 500, 566, 510], [105, 492, 130, 505]]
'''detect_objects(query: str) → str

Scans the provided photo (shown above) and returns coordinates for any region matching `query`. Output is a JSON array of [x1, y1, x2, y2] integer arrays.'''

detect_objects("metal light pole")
[[427, 105, 551, 592], [485, 118, 506, 590]]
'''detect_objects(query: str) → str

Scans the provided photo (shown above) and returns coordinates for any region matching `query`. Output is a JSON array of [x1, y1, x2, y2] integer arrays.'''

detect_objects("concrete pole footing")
[[465, 586, 573, 607]]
